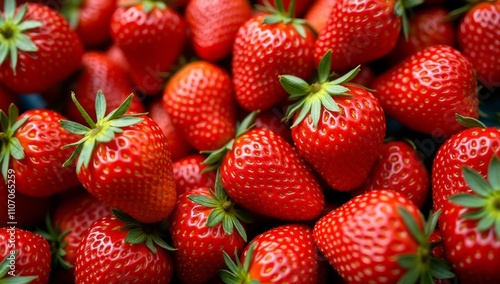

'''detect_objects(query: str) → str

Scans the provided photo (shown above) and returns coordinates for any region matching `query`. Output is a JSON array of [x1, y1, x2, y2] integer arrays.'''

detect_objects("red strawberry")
[[74, 211, 174, 283], [162, 60, 237, 151], [313, 0, 420, 71], [351, 140, 430, 208], [371, 45, 479, 137], [232, 0, 316, 111], [304, 0, 337, 34], [279, 51, 386, 191], [221, 224, 322, 283], [169, 173, 249, 283], [314, 190, 455, 283], [185, 0, 252, 61], [0, 105, 80, 197], [439, 155, 500, 282], [172, 154, 216, 196], [65, 51, 145, 125], [0, 0, 83, 94], [457, 0, 500, 87], [110, 0, 186, 95], [0, 227, 51, 284], [60, 91, 176, 223], [432, 119, 500, 212]]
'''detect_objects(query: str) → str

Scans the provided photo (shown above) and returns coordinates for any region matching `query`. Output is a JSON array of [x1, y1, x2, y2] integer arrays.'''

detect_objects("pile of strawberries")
[[0, 0, 499, 283]]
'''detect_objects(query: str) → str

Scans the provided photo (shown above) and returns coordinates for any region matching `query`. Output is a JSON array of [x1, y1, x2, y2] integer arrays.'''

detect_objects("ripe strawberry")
[[172, 154, 216, 196], [0, 0, 83, 94], [313, 0, 421, 71], [110, 0, 186, 95], [74, 211, 174, 283], [439, 155, 500, 282], [351, 140, 430, 208], [304, 0, 336, 33], [0, 227, 51, 284], [457, 1, 500, 87], [185, 0, 252, 61], [169, 172, 249, 283], [60, 91, 176, 223], [432, 119, 500, 211], [314, 190, 455, 283], [371, 45, 479, 137], [232, 0, 316, 111], [0, 105, 80, 197], [65, 51, 145, 125], [279, 50, 386, 191], [221, 224, 322, 283], [163, 60, 237, 151]]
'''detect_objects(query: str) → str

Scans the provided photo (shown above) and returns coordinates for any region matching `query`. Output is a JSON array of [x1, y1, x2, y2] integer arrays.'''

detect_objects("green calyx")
[[449, 155, 500, 238], [59, 0, 83, 29], [279, 49, 360, 129], [36, 214, 73, 271], [113, 208, 175, 253], [121, 0, 168, 13], [257, 0, 311, 38], [456, 113, 486, 129], [396, 208, 455, 284], [188, 169, 252, 242], [394, 0, 423, 41], [60, 90, 145, 173], [0, 0, 42, 74], [202, 111, 258, 172], [0, 251, 38, 283], [220, 242, 260, 284], [0, 103, 27, 181]]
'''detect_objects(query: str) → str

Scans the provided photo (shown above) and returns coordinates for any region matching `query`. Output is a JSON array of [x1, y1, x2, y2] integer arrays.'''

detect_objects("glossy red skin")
[[66, 52, 145, 125], [74, 216, 174, 283], [439, 201, 500, 282], [0, 228, 51, 284], [172, 154, 216, 196], [148, 99, 194, 161], [304, 0, 337, 34], [110, 4, 186, 95], [314, 0, 400, 71], [221, 127, 325, 220], [385, 7, 456, 65], [314, 190, 424, 283], [169, 187, 246, 284], [351, 140, 430, 208], [371, 45, 479, 137], [232, 13, 316, 111], [292, 84, 386, 191], [256, 0, 311, 17], [0, 3, 83, 94], [432, 127, 500, 212], [77, 116, 176, 223], [74, 0, 116, 47], [185, 0, 252, 61], [163, 61, 236, 151], [2, 109, 80, 197], [458, 1, 500, 87], [0, 186, 52, 228], [242, 224, 321, 283], [105, 44, 131, 73]]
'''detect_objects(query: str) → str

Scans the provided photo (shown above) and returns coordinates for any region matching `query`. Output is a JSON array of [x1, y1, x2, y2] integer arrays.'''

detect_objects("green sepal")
[[258, 0, 310, 38], [455, 113, 486, 129], [395, 0, 424, 41], [0, 251, 38, 283], [317, 50, 332, 84], [0, 103, 27, 181], [278, 75, 311, 97], [220, 242, 260, 284], [36, 214, 73, 271], [398, 207, 426, 245], [59, 0, 83, 29]]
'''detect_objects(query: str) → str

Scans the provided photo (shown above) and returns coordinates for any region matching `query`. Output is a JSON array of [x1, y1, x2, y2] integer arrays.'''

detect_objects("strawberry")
[[0, 105, 80, 197], [0, 0, 83, 94], [74, 211, 174, 283], [279, 50, 386, 191], [371, 45, 479, 137], [314, 190, 455, 283], [221, 224, 322, 283], [439, 155, 500, 282], [110, 0, 186, 95], [313, 0, 421, 71], [304, 0, 337, 34], [60, 91, 176, 223], [65, 51, 145, 126], [0, 227, 51, 284], [351, 140, 430, 208], [457, 0, 500, 87], [169, 171, 249, 283], [185, 0, 252, 61], [232, 0, 316, 111], [172, 154, 216, 196], [205, 113, 325, 220], [162, 60, 237, 151], [432, 118, 500, 211]]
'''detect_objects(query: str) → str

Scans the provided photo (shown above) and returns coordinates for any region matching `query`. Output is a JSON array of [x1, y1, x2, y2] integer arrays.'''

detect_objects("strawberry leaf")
[[455, 113, 486, 129], [0, 252, 38, 283], [0, 104, 27, 180], [429, 258, 455, 279], [220, 242, 259, 284], [279, 75, 311, 97], [317, 50, 332, 83]]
